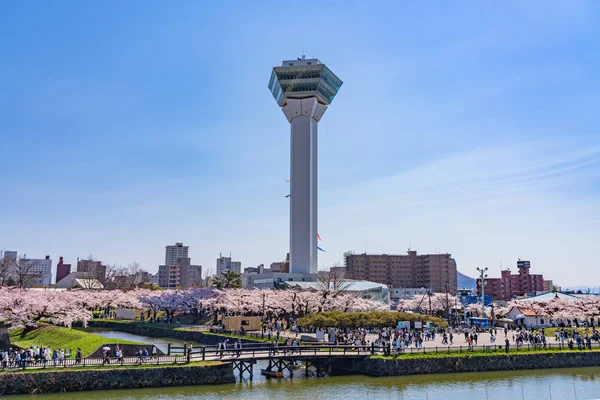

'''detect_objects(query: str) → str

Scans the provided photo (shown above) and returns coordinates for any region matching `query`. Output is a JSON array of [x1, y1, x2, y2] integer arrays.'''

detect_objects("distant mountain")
[[458, 271, 476, 289], [563, 286, 600, 294]]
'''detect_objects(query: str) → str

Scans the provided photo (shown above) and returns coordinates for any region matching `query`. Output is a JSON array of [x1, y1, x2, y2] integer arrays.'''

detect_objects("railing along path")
[[2, 341, 599, 372]]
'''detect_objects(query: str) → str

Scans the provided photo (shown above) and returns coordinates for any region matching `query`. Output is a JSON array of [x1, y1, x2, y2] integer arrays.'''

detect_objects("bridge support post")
[[232, 360, 254, 379]]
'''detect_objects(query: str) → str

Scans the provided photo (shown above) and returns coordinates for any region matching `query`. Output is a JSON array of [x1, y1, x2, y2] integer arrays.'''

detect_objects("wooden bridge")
[[171, 344, 380, 379], [1, 344, 379, 376]]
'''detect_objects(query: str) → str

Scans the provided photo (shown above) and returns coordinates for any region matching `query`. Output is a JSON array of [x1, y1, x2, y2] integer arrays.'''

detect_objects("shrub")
[[296, 311, 448, 329]]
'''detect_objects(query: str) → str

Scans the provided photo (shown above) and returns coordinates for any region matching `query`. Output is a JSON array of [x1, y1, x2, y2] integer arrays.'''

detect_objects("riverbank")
[[9, 325, 143, 357], [336, 350, 600, 376], [87, 320, 273, 346], [0, 361, 234, 395]]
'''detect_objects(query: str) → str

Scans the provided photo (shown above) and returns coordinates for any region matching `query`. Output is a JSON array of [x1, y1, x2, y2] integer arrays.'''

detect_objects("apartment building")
[[216, 254, 241, 276], [344, 250, 458, 295], [476, 260, 547, 301], [165, 243, 189, 266]]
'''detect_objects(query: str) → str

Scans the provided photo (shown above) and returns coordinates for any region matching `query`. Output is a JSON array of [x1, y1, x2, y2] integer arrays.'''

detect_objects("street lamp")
[[476, 266, 488, 319]]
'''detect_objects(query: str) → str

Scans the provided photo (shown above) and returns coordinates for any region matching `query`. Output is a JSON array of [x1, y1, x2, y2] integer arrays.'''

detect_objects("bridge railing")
[[6, 341, 597, 372], [186, 340, 600, 360], [0, 354, 190, 372], [189, 344, 383, 360]]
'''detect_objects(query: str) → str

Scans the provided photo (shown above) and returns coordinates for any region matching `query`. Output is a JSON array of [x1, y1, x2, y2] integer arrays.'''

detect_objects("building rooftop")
[[284, 279, 387, 292], [518, 291, 581, 302]]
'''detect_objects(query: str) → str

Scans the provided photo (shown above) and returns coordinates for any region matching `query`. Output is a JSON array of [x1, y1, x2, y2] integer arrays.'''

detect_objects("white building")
[[55, 272, 103, 289], [284, 280, 390, 305], [165, 243, 189, 266], [1, 252, 52, 287], [390, 287, 429, 301], [242, 270, 313, 289], [21, 256, 53, 287], [217, 254, 241, 276]]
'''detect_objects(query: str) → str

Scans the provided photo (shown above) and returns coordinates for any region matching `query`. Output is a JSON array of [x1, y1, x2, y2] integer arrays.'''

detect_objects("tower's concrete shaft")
[[283, 98, 325, 274]]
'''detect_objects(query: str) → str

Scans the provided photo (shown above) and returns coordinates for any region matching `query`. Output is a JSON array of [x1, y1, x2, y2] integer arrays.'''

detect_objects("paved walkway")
[[276, 330, 516, 349]]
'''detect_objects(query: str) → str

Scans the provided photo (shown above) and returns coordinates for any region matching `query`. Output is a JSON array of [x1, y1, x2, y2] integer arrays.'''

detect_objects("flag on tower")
[[317, 233, 321, 241], [317, 246, 326, 252]]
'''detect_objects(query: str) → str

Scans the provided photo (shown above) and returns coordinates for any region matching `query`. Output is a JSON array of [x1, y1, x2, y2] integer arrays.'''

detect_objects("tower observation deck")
[[268, 57, 343, 275]]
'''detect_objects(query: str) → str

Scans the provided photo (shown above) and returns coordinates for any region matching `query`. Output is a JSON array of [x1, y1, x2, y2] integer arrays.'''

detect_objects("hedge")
[[296, 311, 448, 329]]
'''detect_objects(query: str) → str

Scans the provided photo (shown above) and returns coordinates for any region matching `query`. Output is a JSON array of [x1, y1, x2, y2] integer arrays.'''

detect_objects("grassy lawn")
[[535, 327, 595, 337], [372, 348, 600, 360], [9, 325, 143, 358], [0, 361, 224, 374]]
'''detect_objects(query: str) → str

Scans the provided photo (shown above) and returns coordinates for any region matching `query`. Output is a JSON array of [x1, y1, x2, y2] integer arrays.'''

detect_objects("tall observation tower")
[[268, 57, 343, 275]]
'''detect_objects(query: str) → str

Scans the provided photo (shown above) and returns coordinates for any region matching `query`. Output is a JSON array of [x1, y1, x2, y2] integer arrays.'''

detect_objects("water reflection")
[[13, 366, 599, 399], [82, 329, 204, 354]]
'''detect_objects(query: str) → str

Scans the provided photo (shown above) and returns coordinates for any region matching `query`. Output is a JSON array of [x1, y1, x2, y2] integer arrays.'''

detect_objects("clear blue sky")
[[1, 1, 599, 286]]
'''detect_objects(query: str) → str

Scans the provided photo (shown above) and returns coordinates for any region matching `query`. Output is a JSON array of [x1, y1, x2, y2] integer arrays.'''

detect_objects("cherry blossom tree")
[[397, 293, 458, 317], [0, 288, 93, 328]]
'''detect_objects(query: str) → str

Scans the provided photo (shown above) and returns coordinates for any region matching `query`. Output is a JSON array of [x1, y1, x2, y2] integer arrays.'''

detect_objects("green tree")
[[214, 270, 242, 289]]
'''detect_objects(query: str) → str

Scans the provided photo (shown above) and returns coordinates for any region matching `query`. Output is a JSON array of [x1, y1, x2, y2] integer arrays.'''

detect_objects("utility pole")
[[477, 266, 488, 319], [445, 284, 450, 324], [428, 287, 432, 315]]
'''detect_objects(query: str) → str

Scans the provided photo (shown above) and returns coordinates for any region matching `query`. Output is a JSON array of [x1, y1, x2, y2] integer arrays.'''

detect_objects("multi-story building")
[[20, 255, 53, 287], [243, 264, 265, 275], [2, 251, 17, 262], [476, 260, 546, 301], [157, 258, 202, 289], [1, 252, 52, 287], [543, 280, 554, 292], [344, 250, 458, 295], [56, 256, 71, 283], [77, 259, 106, 280], [216, 254, 241, 276], [158, 245, 201, 289], [165, 243, 189, 266], [270, 253, 290, 273]]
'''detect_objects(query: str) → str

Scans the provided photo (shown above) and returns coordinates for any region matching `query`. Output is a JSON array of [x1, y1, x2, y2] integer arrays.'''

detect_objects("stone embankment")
[[88, 343, 165, 357], [0, 363, 234, 395], [334, 351, 600, 376]]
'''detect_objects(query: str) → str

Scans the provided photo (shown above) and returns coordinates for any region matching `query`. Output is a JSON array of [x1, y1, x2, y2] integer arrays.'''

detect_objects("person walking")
[[75, 348, 82, 365], [505, 338, 510, 353]]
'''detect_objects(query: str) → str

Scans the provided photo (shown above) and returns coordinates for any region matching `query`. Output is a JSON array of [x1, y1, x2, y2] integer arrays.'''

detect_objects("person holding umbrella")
[[102, 347, 111, 364]]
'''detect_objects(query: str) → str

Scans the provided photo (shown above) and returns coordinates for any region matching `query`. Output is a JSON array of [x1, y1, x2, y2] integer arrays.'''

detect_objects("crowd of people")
[[0, 343, 163, 370], [0, 346, 75, 369], [101, 344, 159, 364], [216, 339, 243, 359]]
